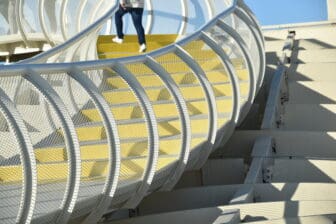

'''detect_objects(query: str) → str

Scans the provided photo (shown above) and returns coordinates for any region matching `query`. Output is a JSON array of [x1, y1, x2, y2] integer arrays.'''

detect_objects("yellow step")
[[97, 35, 245, 73], [106, 73, 200, 89], [124, 59, 244, 76], [97, 50, 226, 61], [81, 98, 233, 122], [197, 58, 245, 70], [100, 47, 244, 70], [106, 69, 247, 89], [102, 83, 235, 104], [97, 34, 178, 58], [34, 137, 205, 163], [0, 156, 177, 183], [98, 41, 173, 53], [97, 34, 178, 44], [182, 40, 206, 50], [76, 113, 227, 142]]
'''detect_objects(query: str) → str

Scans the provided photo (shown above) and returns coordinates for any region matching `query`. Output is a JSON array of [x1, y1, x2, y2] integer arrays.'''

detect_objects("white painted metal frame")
[[24, 71, 81, 223], [15, 0, 29, 46], [174, 45, 218, 174], [77, 0, 89, 33], [199, 32, 241, 150], [216, 18, 256, 123], [38, 0, 54, 46], [234, 7, 266, 90], [0, 0, 266, 222], [145, 56, 192, 192], [67, 67, 121, 224], [111, 63, 160, 209], [60, 0, 69, 41], [237, 0, 265, 47], [145, 0, 154, 34], [0, 87, 37, 224], [178, 0, 188, 37]]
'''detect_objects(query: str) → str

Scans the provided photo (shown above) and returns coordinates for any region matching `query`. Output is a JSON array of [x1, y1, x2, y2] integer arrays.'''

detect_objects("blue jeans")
[[115, 5, 146, 45]]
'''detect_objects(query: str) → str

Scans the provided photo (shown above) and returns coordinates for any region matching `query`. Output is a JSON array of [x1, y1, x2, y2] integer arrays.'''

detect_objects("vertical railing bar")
[[0, 88, 37, 224], [174, 44, 218, 170], [68, 67, 121, 224], [144, 56, 192, 193], [111, 63, 159, 208], [24, 71, 81, 223], [200, 31, 241, 149]]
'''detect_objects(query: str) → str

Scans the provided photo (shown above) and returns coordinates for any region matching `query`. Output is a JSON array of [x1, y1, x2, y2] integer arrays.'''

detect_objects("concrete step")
[[138, 185, 240, 215], [174, 158, 246, 190], [109, 201, 336, 224], [219, 130, 336, 158], [138, 182, 336, 216], [282, 104, 336, 131], [287, 62, 336, 82], [265, 40, 285, 52], [288, 81, 336, 104], [295, 39, 336, 50], [293, 49, 336, 63], [254, 183, 336, 202], [272, 158, 336, 183], [247, 214, 336, 224]]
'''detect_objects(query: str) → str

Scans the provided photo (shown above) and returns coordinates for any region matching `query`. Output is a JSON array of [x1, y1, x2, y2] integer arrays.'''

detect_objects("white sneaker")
[[112, 36, 123, 44], [139, 43, 147, 53]]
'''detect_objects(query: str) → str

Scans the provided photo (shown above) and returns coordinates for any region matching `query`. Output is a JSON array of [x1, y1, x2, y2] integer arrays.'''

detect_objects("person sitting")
[[112, 0, 147, 53]]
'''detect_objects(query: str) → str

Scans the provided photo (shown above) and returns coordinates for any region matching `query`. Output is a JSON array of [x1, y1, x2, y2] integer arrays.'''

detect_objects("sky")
[[245, 0, 328, 25]]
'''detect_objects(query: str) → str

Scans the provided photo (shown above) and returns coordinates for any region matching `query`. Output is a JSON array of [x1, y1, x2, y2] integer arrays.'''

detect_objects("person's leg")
[[130, 8, 146, 45], [115, 5, 127, 39]]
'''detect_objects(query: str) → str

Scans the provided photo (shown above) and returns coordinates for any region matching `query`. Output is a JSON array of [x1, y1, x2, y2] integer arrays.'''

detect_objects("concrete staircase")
[[105, 25, 336, 223]]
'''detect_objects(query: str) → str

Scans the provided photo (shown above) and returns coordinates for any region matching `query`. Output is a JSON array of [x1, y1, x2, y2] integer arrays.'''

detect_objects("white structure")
[[0, 0, 265, 223]]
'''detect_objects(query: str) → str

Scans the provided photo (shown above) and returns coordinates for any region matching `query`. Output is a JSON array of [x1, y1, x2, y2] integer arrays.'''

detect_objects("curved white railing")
[[0, 0, 265, 223]]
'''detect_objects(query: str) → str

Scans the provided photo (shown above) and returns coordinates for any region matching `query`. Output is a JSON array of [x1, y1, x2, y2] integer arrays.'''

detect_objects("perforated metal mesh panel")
[[0, 112, 23, 224], [228, 14, 261, 82], [205, 24, 250, 106], [41, 71, 108, 218], [15, 77, 67, 222]]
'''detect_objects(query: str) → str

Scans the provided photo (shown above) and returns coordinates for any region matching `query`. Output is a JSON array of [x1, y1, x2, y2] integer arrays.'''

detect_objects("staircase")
[[104, 24, 336, 223], [0, 34, 251, 222], [0, 0, 266, 222]]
